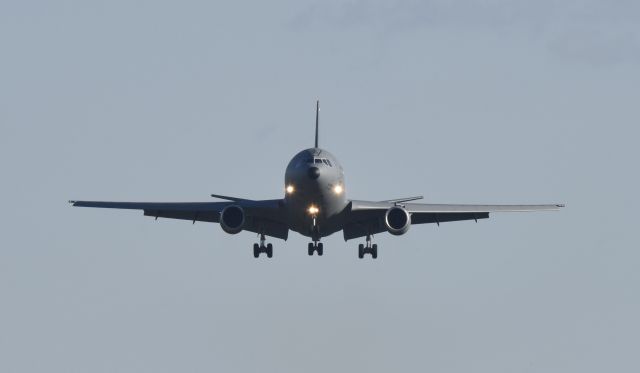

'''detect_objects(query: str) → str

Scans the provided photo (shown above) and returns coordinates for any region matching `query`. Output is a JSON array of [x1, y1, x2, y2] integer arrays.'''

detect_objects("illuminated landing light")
[[286, 185, 295, 194], [333, 184, 343, 195], [308, 205, 319, 215]]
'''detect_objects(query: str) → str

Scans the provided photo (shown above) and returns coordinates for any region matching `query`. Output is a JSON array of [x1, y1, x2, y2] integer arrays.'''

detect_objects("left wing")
[[70, 198, 289, 240], [343, 199, 564, 240]]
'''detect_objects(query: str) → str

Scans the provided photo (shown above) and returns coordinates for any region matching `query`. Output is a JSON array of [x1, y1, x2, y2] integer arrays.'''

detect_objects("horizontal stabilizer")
[[380, 196, 424, 204], [210, 194, 251, 202]]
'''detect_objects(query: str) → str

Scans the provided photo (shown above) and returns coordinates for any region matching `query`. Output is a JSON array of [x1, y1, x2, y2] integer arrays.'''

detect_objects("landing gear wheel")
[[307, 242, 323, 256], [253, 234, 273, 258], [266, 243, 273, 258], [358, 235, 378, 259], [308, 242, 314, 256]]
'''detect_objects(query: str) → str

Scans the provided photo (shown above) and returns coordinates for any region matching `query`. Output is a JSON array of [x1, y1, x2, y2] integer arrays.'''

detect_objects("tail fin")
[[315, 100, 319, 148]]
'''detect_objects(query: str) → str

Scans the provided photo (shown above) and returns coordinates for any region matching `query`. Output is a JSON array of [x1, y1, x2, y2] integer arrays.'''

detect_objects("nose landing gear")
[[308, 242, 323, 256], [307, 217, 323, 256], [253, 233, 273, 258], [358, 234, 378, 259]]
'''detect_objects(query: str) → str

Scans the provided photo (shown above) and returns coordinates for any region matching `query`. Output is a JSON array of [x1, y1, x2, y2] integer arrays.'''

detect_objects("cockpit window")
[[300, 157, 333, 167]]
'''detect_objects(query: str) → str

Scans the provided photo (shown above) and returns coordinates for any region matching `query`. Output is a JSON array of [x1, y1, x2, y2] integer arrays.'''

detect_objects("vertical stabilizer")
[[315, 100, 319, 148]]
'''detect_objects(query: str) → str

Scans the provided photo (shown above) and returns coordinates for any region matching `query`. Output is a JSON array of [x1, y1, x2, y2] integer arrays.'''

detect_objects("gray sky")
[[1, 0, 639, 372]]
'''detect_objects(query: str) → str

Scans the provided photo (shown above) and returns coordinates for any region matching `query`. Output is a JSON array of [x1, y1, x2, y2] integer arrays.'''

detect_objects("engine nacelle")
[[384, 206, 411, 235], [220, 205, 245, 234]]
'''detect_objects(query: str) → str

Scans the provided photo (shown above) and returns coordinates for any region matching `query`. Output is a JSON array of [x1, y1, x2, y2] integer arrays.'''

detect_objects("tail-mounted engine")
[[220, 205, 245, 234], [384, 206, 411, 235]]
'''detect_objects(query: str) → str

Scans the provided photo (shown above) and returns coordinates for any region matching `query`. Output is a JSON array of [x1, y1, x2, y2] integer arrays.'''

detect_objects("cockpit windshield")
[[299, 157, 333, 167]]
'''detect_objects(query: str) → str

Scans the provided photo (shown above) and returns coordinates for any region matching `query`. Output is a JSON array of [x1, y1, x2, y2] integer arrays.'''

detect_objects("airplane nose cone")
[[307, 167, 320, 180]]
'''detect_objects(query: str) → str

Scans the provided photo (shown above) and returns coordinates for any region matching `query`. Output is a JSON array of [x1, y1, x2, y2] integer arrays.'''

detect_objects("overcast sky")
[[1, 1, 639, 372]]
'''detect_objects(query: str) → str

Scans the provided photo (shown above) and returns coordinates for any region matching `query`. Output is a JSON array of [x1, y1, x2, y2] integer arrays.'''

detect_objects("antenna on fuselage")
[[315, 100, 319, 148]]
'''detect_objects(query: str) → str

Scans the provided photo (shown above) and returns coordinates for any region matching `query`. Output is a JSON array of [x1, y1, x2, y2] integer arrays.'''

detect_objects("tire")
[[372, 244, 378, 259], [317, 243, 323, 256], [308, 242, 314, 256], [253, 243, 260, 258], [358, 244, 364, 259], [267, 243, 273, 258]]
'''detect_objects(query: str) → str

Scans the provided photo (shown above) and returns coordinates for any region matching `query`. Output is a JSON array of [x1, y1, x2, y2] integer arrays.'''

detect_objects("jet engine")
[[220, 205, 245, 234], [384, 206, 411, 235]]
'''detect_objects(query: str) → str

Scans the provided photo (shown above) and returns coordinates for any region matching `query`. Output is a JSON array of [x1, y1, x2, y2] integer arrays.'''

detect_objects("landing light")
[[308, 205, 319, 215], [333, 184, 343, 195], [286, 185, 295, 194]]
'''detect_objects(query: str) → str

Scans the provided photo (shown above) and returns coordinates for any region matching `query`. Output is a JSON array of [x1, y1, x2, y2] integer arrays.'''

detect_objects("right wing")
[[343, 200, 564, 240], [351, 200, 564, 213], [70, 198, 289, 240]]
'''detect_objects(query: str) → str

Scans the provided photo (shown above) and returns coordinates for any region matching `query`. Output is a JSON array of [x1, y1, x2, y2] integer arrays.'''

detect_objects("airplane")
[[70, 101, 564, 259]]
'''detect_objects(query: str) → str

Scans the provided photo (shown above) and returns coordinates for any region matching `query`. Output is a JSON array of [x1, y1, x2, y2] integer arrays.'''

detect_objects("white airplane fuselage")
[[284, 148, 348, 239]]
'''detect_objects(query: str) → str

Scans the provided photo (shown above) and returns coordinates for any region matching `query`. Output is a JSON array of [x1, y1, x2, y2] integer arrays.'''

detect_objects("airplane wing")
[[69, 198, 289, 240], [343, 199, 564, 240]]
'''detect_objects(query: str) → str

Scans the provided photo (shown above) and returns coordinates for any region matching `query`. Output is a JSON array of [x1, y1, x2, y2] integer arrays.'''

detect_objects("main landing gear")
[[308, 241, 323, 256], [253, 233, 273, 258], [358, 234, 378, 259]]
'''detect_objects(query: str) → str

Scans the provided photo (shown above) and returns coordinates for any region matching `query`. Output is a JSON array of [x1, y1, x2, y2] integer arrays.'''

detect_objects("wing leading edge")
[[350, 200, 564, 212]]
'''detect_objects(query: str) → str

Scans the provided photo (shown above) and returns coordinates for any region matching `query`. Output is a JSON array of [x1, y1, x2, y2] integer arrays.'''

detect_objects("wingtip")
[[557, 204, 566, 208]]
